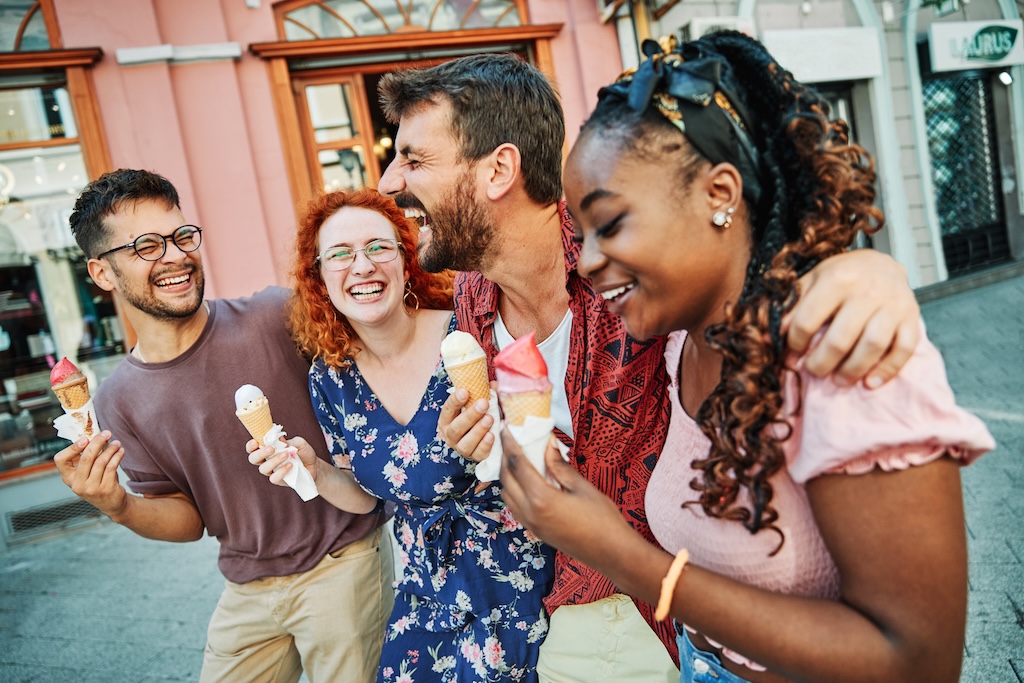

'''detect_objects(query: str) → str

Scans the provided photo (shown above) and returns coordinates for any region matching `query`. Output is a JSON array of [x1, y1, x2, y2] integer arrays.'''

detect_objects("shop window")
[[277, 0, 524, 39], [0, 80, 119, 476], [0, 2, 112, 477]]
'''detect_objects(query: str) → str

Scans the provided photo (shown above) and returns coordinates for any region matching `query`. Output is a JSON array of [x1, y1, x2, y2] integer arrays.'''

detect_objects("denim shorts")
[[676, 624, 753, 683]]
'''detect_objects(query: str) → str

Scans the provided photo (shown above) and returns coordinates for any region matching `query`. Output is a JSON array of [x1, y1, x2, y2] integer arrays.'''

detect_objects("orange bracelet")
[[654, 549, 689, 621]]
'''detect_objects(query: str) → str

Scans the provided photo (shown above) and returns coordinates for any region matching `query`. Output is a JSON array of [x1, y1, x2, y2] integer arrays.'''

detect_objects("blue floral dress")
[[309, 316, 554, 683]]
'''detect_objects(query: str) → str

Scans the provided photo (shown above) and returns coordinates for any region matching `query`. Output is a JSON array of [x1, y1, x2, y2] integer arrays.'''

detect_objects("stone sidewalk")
[[0, 271, 1022, 682], [919, 270, 1024, 682]]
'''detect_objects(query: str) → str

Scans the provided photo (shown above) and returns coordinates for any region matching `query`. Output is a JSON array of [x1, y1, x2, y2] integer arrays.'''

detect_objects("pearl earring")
[[712, 207, 734, 228]]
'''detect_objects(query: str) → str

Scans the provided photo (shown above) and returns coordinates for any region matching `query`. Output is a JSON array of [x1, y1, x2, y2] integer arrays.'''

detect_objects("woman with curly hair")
[[250, 189, 553, 683], [500, 33, 994, 683]]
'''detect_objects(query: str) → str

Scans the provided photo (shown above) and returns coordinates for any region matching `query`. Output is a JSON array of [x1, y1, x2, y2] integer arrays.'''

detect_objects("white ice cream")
[[234, 384, 266, 410], [440, 331, 485, 364]]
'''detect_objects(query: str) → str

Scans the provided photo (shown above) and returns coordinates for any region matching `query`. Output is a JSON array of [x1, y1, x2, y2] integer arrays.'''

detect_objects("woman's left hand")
[[499, 428, 633, 568], [246, 436, 320, 487]]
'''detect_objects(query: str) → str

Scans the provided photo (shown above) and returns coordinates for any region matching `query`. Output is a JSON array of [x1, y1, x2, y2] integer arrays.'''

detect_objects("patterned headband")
[[598, 39, 763, 206]]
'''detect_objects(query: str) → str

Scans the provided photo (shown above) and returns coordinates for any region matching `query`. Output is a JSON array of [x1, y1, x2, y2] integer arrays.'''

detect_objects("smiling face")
[[378, 99, 495, 273], [564, 128, 751, 341], [91, 198, 205, 321], [318, 205, 407, 329]]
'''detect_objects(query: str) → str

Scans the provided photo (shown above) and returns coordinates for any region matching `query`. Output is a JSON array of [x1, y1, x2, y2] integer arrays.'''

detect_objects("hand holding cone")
[[50, 357, 96, 438], [235, 384, 319, 501]]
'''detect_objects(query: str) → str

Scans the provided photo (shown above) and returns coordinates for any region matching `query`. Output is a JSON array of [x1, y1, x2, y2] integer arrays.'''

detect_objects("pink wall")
[[51, 0, 622, 299], [526, 0, 624, 150]]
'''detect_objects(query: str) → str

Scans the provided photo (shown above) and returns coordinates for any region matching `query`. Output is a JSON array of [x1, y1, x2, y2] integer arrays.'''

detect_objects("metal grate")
[[923, 74, 1011, 276], [7, 498, 102, 542]]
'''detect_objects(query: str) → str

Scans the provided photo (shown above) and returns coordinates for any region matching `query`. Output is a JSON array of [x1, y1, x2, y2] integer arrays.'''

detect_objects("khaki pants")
[[538, 593, 679, 683], [201, 527, 395, 683]]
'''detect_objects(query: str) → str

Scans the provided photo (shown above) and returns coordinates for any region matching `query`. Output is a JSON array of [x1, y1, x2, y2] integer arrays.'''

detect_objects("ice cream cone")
[[499, 388, 552, 426], [72, 410, 96, 438], [445, 356, 491, 404], [54, 377, 90, 411], [236, 399, 274, 443]]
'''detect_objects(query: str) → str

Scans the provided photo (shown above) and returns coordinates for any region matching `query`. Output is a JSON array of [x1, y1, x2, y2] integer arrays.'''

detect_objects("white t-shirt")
[[493, 309, 574, 439]]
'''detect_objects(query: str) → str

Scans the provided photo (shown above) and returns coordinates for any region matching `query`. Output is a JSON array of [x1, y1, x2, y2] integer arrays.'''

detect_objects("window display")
[[0, 83, 124, 475]]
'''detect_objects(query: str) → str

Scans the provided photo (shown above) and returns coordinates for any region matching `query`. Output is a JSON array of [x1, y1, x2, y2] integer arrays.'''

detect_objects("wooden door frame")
[[253, 24, 562, 221]]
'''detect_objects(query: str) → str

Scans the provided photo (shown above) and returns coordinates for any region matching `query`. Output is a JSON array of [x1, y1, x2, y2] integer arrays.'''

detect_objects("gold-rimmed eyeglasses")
[[316, 238, 402, 272]]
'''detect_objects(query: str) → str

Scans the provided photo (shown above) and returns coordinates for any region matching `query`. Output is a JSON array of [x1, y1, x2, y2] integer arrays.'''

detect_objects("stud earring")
[[712, 207, 735, 228]]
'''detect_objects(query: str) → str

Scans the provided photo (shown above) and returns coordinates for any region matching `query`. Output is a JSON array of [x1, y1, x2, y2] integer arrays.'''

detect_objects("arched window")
[[276, 0, 525, 38], [0, 0, 114, 479]]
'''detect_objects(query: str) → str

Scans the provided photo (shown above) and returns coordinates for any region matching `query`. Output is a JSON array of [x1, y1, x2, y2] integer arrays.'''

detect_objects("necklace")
[[133, 301, 211, 364]]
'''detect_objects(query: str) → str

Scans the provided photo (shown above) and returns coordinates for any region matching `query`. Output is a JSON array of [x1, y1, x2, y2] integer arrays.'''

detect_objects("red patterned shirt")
[[453, 201, 677, 661]]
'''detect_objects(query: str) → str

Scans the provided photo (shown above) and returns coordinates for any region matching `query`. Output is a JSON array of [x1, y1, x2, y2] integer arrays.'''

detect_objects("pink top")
[[646, 323, 995, 670]]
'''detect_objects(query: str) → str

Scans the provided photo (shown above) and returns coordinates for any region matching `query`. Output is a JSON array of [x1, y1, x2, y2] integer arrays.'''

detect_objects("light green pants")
[[538, 593, 680, 683]]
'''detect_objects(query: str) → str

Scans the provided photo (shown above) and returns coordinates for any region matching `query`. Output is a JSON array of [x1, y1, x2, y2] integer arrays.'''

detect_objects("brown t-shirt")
[[96, 286, 385, 583]]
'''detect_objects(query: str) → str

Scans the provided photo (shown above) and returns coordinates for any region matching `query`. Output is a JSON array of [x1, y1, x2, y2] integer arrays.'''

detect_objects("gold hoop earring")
[[403, 281, 420, 311], [712, 207, 735, 228]]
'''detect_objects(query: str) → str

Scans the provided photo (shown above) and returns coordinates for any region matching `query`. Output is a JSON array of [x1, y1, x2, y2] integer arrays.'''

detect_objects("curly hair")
[[289, 189, 454, 368], [583, 32, 883, 550], [691, 32, 882, 550]]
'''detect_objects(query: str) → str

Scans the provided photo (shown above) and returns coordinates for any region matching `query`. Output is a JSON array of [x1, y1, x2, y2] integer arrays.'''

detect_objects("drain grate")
[[7, 498, 102, 541]]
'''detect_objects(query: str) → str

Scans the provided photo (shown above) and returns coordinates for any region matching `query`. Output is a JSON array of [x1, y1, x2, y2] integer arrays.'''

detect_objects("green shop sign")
[[953, 25, 1018, 61], [929, 20, 1024, 72]]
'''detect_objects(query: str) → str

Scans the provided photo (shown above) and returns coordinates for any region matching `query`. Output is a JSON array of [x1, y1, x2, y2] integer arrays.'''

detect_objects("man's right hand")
[[438, 388, 495, 463], [53, 431, 128, 519]]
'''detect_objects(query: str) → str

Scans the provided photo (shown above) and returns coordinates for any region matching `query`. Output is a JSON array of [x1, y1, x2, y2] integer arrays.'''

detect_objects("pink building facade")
[[0, 0, 623, 546]]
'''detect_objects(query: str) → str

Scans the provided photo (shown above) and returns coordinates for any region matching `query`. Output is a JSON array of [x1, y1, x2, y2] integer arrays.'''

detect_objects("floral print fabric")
[[309, 317, 554, 683]]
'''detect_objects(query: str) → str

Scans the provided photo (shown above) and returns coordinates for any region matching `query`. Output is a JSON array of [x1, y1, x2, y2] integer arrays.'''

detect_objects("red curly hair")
[[289, 189, 454, 367]]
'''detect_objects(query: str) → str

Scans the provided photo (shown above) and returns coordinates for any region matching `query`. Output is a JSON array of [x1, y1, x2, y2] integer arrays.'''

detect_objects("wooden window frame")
[[252, 23, 562, 219], [0, 48, 111, 179]]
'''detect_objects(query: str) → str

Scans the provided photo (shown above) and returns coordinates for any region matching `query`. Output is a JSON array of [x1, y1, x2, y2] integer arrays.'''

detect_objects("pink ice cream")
[[494, 331, 551, 393], [50, 356, 83, 387]]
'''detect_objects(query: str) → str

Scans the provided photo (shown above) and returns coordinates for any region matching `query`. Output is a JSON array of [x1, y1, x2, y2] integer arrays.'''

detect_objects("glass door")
[[923, 72, 1011, 276]]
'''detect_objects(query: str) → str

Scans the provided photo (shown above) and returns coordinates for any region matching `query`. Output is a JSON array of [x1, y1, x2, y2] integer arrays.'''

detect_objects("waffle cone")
[[236, 400, 274, 443], [445, 357, 490, 404], [54, 377, 90, 410], [499, 388, 552, 426]]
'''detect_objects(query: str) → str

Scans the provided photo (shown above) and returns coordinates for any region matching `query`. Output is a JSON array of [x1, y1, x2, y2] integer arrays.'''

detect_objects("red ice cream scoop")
[[50, 356, 84, 387]]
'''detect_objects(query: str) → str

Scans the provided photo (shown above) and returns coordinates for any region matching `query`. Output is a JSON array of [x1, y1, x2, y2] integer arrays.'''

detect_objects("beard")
[[108, 259, 206, 320], [418, 169, 495, 274]]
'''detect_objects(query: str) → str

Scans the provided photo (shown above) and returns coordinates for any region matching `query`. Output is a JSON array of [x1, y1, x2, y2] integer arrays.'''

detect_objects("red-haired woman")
[[251, 189, 553, 683]]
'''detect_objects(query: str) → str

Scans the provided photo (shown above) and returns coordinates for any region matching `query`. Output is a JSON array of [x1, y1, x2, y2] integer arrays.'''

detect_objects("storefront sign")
[[929, 20, 1024, 72], [761, 28, 883, 84]]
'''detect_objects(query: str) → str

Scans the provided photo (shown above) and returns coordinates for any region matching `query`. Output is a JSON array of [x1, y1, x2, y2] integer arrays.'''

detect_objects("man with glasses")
[[52, 169, 393, 683], [376, 54, 924, 681]]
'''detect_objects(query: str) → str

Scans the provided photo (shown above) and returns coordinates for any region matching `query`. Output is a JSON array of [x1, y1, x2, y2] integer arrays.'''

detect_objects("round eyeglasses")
[[316, 238, 402, 272], [97, 225, 203, 262]]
